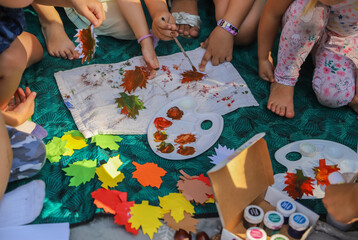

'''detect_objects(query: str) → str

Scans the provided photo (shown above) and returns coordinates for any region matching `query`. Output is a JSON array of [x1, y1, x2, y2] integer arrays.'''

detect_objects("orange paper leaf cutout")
[[132, 162, 167, 188], [121, 66, 149, 93], [283, 169, 315, 199], [91, 188, 127, 214], [177, 170, 213, 204], [313, 159, 340, 186], [74, 25, 97, 64], [163, 212, 199, 234]]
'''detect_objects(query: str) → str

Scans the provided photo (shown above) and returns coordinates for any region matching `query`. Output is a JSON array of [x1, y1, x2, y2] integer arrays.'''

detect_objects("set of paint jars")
[[276, 199, 297, 224]]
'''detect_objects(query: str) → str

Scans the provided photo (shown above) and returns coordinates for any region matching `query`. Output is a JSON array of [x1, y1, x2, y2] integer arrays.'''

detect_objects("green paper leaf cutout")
[[45, 137, 68, 163], [115, 92, 146, 119], [63, 159, 97, 186], [91, 134, 123, 150]]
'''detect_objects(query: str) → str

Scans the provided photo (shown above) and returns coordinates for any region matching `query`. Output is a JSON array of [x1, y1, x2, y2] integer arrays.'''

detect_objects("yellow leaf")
[[159, 193, 195, 223], [96, 165, 125, 189], [103, 155, 123, 178], [61, 134, 88, 156], [128, 201, 163, 239]]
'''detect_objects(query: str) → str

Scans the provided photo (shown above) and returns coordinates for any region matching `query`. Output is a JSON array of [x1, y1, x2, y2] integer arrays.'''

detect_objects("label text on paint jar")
[[281, 201, 293, 210], [249, 207, 261, 216], [293, 215, 306, 224], [268, 213, 281, 223], [249, 229, 263, 239]]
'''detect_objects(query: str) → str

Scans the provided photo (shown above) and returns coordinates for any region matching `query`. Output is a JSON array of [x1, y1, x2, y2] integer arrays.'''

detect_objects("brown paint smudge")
[[181, 70, 206, 83], [174, 133, 196, 145], [167, 106, 184, 120], [120, 66, 149, 93], [153, 131, 168, 142], [177, 145, 196, 156], [154, 117, 173, 130], [157, 142, 175, 153]]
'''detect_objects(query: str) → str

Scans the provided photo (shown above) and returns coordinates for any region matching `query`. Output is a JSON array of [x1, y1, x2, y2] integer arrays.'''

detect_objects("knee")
[[313, 75, 355, 108], [0, 49, 27, 78]]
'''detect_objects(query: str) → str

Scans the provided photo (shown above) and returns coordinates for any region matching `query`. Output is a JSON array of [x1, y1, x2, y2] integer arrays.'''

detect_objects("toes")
[[178, 24, 185, 34], [59, 51, 67, 59], [189, 27, 199, 38], [183, 24, 190, 36], [286, 109, 295, 118], [64, 49, 73, 60], [278, 106, 286, 117]]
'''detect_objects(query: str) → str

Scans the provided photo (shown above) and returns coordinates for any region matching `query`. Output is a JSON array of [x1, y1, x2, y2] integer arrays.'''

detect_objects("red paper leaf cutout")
[[283, 169, 314, 199], [115, 201, 138, 235], [313, 159, 340, 186], [120, 66, 150, 93], [132, 162, 167, 188], [154, 117, 172, 130], [91, 188, 127, 214]]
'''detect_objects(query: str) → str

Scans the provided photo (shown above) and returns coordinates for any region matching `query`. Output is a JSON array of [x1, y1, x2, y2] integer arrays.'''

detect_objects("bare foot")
[[267, 82, 295, 118], [171, 0, 200, 38], [41, 21, 79, 60], [349, 95, 358, 113]]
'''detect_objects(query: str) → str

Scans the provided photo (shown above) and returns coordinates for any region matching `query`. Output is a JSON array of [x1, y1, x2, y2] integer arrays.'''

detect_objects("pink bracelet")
[[137, 34, 153, 44]]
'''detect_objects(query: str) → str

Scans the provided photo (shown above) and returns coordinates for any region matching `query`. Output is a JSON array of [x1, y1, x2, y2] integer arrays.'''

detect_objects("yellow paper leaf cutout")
[[96, 165, 125, 189], [103, 155, 123, 178], [128, 201, 164, 239], [205, 197, 215, 204], [159, 193, 195, 223], [61, 133, 88, 156]]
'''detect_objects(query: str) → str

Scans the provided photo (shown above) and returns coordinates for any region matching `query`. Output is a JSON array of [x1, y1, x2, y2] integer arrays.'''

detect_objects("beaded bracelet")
[[137, 34, 153, 44], [217, 19, 239, 36]]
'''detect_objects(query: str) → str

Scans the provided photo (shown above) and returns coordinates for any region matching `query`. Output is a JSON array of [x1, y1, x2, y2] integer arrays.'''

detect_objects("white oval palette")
[[272, 139, 358, 199], [147, 97, 224, 160]]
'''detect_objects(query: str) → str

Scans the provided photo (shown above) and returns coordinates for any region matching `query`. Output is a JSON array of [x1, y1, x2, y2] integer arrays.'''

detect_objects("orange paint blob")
[[174, 133, 196, 145], [181, 70, 206, 83], [154, 117, 173, 130], [177, 145, 196, 156], [153, 131, 168, 142], [167, 106, 184, 120]]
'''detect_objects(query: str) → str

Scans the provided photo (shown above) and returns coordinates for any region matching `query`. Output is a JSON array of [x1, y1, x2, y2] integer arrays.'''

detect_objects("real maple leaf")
[[313, 159, 340, 186], [63, 159, 97, 186], [132, 162, 167, 188], [283, 169, 314, 199], [115, 92, 146, 119], [128, 201, 164, 239], [74, 25, 97, 64], [159, 193, 195, 223], [163, 212, 199, 234], [120, 66, 149, 93]]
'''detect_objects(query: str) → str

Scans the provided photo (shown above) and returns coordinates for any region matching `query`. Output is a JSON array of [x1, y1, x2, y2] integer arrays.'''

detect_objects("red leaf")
[[120, 66, 149, 93], [283, 169, 314, 199], [313, 159, 340, 186], [114, 201, 138, 235], [75, 25, 96, 64], [91, 188, 127, 214]]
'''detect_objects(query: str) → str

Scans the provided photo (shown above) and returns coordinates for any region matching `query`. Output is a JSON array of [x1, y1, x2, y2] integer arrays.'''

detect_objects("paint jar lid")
[[264, 211, 284, 229], [246, 227, 267, 240], [271, 234, 289, 240], [276, 199, 297, 217], [299, 142, 316, 157], [289, 213, 309, 231], [244, 205, 264, 224]]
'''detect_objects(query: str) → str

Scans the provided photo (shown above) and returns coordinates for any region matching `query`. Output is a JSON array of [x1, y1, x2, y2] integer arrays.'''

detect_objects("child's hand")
[[152, 11, 178, 41], [70, 0, 105, 28], [199, 27, 234, 71], [258, 56, 275, 82], [141, 38, 159, 79], [2, 87, 36, 127]]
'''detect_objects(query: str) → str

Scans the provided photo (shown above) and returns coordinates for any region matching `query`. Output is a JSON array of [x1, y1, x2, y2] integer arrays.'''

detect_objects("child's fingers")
[[200, 39, 209, 49], [81, 8, 100, 27], [25, 87, 32, 97], [199, 50, 212, 72], [17, 88, 26, 102]]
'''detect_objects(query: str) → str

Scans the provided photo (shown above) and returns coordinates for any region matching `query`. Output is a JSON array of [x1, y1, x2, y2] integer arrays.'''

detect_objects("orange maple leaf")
[[283, 169, 314, 199], [75, 25, 97, 64], [120, 66, 149, 93], [132, 162, 167, 188], [313, 159, 340, 186]]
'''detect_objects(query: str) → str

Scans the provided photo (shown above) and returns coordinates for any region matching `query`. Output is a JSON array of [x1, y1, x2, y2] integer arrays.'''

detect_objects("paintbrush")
[[161, 17, 197, 72]]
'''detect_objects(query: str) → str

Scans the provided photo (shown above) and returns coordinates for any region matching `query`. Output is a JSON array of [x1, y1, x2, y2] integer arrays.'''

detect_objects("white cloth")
[[54, 48, 258, 138]]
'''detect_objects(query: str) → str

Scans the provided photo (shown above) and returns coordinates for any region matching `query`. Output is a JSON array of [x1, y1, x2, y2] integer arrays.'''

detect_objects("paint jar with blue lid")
[[245, 227, 267, 240], [288, 213, 310, 239], [243, 205, 264, 229], [276, 199, 296, 224], [271, 233, 289, 240], [263, 211, 284, 236]]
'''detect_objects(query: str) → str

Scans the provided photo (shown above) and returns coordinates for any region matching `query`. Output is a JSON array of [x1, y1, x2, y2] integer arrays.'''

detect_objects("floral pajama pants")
[[275, 0, 357, 108]]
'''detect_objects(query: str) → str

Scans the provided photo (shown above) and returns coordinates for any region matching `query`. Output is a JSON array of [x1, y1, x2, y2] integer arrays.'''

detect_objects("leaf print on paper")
[[74, 25, 98, 64], [120, 66, 150, 93], [283, 169, 314, 199], [115, 92, 146, 119]]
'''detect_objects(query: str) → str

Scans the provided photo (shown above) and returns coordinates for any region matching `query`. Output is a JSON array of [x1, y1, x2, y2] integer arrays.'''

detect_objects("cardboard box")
[[208, 133, 319, 240]]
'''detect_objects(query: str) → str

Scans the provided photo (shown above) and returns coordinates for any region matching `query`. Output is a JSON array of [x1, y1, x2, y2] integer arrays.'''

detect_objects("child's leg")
[[32, 3, 79, 60], [0, 32, 43, 110], [213, 0, 266, 46], [268, 0, 329, 118], [313, 48, 356, 109], [170, 0, 199, 37], [351, 70, 358, 113], [0, 114, 12, 200]]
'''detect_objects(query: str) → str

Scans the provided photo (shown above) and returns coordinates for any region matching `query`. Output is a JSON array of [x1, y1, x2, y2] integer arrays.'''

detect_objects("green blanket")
[[9, 1, 358, 225]]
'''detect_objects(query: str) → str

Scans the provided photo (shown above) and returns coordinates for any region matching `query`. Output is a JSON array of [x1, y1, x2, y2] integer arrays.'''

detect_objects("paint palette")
[[147, 97, 224, 160], [272, 140, 358, 199]]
